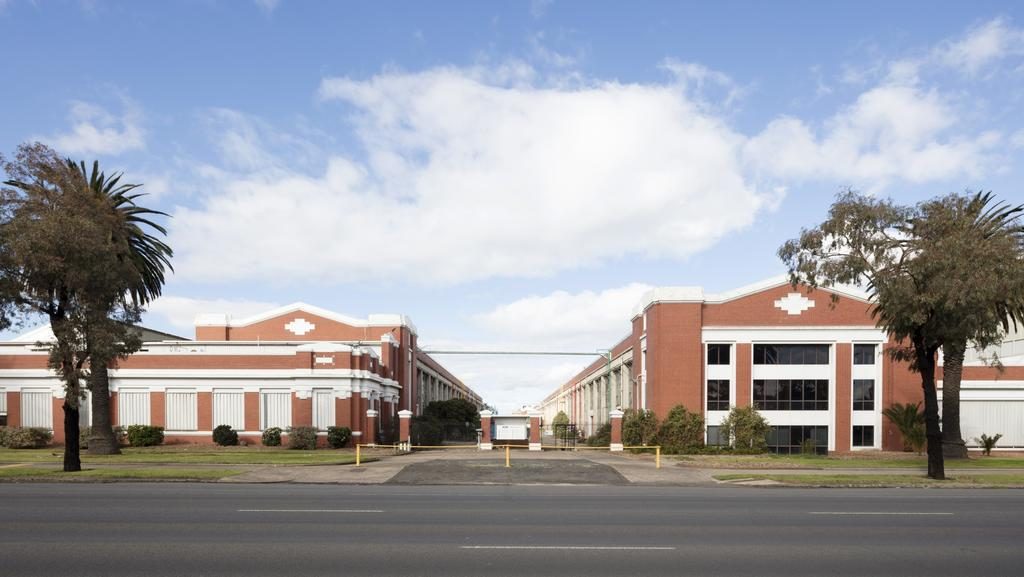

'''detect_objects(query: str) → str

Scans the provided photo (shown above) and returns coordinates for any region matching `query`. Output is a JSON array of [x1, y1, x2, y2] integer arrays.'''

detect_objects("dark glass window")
[[753, 344, 829, 365], [707, 380, 730, 411], [707, 344, 731, 365], [753, 379, 829, 410], [853, 344, 876, 365], [853, 379, 874, 411], [853, 425, 874, 447], [706, 425, 728, 447], [766, 425, 829, 455]]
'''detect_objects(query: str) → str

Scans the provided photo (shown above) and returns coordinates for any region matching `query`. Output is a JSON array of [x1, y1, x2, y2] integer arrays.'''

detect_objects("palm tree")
[[70, 160, 173, 455], [913, 192, 1024, 458], [882, 402, 925, 453]]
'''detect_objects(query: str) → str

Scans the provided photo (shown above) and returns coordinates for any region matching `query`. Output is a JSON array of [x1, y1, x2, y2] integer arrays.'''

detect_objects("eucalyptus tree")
[[780, 191, 949, 478], [0, 143, 171, 469]]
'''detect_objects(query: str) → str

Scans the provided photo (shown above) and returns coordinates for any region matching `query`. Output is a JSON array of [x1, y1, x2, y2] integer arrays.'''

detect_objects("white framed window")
[[165, 389, 197, 431], [0, 388, 7, 426], [260, 390, 291, 430], [212, 389, 245, 430], [21, 389, 52, 429], [117, 389, 150, 426], [312, 389, 335, 430]]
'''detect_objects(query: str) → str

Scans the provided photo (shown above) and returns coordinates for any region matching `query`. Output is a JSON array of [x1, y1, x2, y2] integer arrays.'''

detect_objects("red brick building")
[[541, 277, 1024, 453], [0, 303, 481, 446]]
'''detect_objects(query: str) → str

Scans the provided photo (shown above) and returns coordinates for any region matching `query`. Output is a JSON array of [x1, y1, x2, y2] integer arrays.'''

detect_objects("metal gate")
[[555, 423, 577, 450]]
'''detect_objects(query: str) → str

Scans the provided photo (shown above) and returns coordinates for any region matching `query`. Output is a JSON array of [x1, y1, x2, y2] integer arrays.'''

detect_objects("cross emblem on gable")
[[774, 293, 815, 315], [285, 318, 316, 336]]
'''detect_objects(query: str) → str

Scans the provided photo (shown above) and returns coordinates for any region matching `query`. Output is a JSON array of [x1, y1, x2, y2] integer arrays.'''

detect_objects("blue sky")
[[2, 1, 1023, 411]]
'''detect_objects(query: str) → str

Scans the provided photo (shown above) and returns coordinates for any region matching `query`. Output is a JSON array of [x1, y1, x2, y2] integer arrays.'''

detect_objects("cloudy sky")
[[2, 1, 1023, 411]]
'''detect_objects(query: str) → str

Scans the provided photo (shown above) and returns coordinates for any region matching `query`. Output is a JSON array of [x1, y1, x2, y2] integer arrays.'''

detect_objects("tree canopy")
[[0, 143, 172, 469], [779, 189, 1024, 479]]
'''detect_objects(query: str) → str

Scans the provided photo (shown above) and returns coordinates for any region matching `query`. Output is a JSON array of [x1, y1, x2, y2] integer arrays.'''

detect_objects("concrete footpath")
[[226, 449, 736, 485]]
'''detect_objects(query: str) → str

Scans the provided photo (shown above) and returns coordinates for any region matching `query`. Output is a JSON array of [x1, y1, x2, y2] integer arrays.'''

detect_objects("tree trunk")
[[87, 361, 121, 455], [916, 342, 945, 480], [941, 340, 969, 459], [62, 398, 81, 472]]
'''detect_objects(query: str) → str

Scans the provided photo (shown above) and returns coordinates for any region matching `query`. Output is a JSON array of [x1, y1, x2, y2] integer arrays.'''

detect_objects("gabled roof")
[[632, 275, 872, 318], [195, 302, 417, 334], [9, 323, 188, 343]]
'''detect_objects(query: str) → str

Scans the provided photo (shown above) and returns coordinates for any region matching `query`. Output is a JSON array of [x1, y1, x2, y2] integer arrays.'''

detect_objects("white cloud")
[[745, 84, 998, 185], [145, 296, 280, 333], [254, 0, 279, 14], [47, 99, 145, 156], [1012, 129, 1024, 149], [530, 0, 553, 19], [172, 66, 774, 285], [201, 108, 322, 173], [528, 32, 578, 68], [937, 17, 1024, 75], [474, 283, 651, 350]]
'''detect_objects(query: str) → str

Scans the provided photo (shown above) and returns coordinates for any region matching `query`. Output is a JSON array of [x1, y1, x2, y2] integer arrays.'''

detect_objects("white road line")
[[238, 509, 384, 513], [809, 512, 953, 516], [461, 546, 676, 551]]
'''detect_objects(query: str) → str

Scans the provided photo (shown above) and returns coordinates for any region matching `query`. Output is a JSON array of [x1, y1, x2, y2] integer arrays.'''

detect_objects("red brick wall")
[[197, 392, 212, 431], [150, 391, 166, 428], [244, 392, 259, 431], [51, 397, 64, 443], [7, 391, 20, 427], [703, 284, 874, 327], [336, 397, 351, 428], [735, 343, 752, 408], [835, 343, 852, 452], [221, 312, 398, 342], [645, 302, 703, 417], [292, 393, 312, 427]]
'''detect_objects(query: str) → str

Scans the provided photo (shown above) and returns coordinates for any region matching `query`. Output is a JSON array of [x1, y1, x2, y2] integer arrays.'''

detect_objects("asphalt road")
[[1, 483, 1021, 577]]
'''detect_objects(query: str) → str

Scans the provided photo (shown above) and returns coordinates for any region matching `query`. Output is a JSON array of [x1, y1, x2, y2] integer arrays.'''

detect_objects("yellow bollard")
[[356, 444, 361, 467], [505, 445, 511, 468], [656, 446, 661, 469]]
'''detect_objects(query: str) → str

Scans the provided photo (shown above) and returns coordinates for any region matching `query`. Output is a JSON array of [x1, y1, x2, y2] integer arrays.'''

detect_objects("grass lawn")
[[713, 472, 1024, 487], [678, 454, 1024, 470], [0, 466, 245, 481], [0, 447, 366, 466]]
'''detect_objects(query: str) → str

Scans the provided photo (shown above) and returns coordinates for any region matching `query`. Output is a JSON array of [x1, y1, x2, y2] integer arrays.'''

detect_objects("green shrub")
[[0, 426, 53, 449], [586, 422, 612, 447], [657, 405, 705, 454], [975, 433, 1003, 456], [551, 410, 570, 437], [287, 426, 318, 450], [720, 406, 770, 453], [622, 409, 659, 446], [125, 425, 164, 447], [800, 438, 819, 456], [212, 424, 239, 446], [262, 427, 282, 447], [411, 417, 442, 446], [327, 426, 352, 448]]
